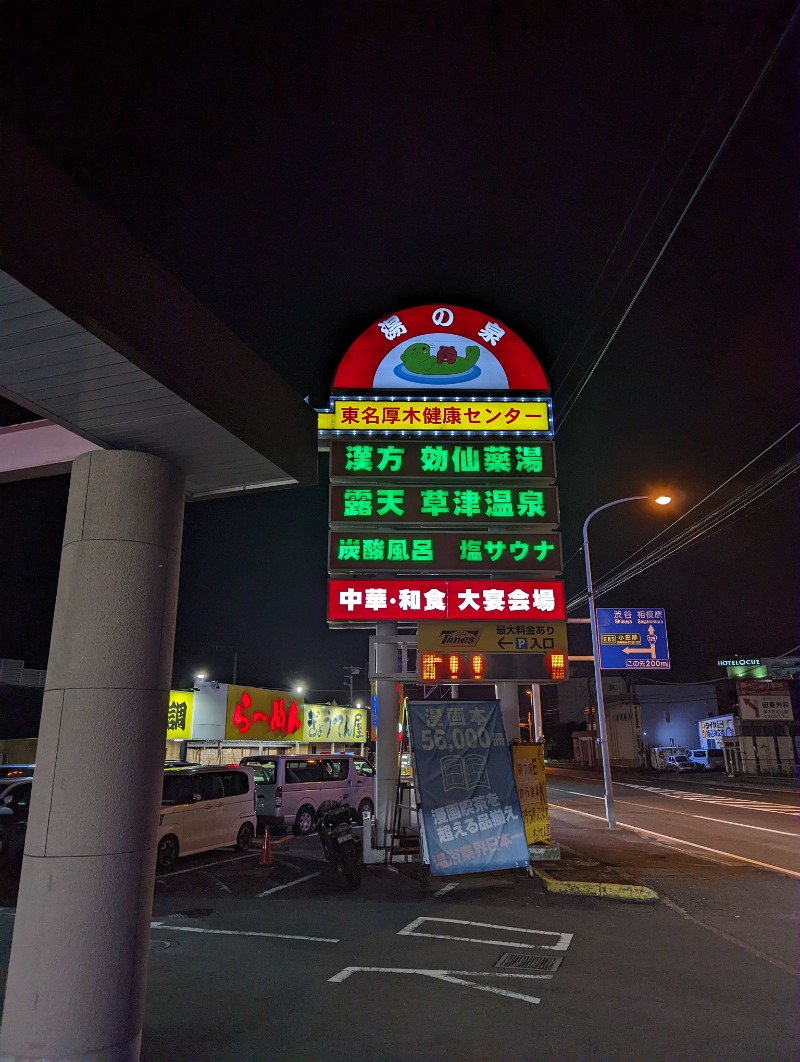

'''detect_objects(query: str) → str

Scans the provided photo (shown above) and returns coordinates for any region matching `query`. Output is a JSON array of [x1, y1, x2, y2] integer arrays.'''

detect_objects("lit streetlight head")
[[195, 672, 206, 681], [654, 495, 671, 506], [295, 685, 304, 694]]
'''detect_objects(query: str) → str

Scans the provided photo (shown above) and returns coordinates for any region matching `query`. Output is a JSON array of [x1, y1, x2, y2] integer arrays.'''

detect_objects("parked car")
[[0, 778, 34, 866], [156, 765, 257, 871], [239, 754, 375, 835], [688, 748, 725, 771], [664, 754, 699, 773]]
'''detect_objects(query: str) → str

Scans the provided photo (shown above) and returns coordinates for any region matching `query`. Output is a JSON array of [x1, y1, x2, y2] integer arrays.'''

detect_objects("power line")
[[595, 421, 800, 587], [567, 451, 799, 610], [555, 5, 800, 429]]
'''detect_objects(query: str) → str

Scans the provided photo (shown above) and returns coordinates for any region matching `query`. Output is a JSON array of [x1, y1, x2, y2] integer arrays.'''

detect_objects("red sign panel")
[[328, 579, 565, 622], [331, 304, 549, 393]]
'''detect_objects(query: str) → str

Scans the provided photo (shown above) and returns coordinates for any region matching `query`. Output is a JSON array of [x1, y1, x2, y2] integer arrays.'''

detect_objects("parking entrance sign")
[[596, 608, 670, 670]]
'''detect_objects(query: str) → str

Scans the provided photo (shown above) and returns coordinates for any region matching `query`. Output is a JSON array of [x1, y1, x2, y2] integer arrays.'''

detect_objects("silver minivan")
[[240, 755, 375, 835]]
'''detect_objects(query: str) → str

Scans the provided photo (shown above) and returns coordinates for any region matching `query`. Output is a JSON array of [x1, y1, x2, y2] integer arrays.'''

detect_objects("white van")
[[688, 748, 724, 771], [239, 754, 375, 835], [157, 766, 256, 871]]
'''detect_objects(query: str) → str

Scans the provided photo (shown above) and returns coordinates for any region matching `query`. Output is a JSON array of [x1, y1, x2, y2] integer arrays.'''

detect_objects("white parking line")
[[433, 883, 459, 898], [156, 852, 260, 879], [257, 872, 319, 898], [328, 966, 549, 1004], [151, 921, 337, 943], [398, 916, 572, 951]]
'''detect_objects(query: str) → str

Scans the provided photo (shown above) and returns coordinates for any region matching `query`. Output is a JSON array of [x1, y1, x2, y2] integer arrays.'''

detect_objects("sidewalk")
[[530, 810, 674, 902]]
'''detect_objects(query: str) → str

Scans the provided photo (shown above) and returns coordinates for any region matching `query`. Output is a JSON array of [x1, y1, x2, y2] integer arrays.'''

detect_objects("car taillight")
[[274, 784, 282, 808]]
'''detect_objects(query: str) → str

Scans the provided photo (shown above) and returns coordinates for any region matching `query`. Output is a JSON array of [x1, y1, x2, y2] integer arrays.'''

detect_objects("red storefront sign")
[[328, 579, 565, 622]]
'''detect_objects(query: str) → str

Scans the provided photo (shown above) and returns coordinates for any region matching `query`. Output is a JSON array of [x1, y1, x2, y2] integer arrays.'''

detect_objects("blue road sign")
[[596, 608, 670, 670]]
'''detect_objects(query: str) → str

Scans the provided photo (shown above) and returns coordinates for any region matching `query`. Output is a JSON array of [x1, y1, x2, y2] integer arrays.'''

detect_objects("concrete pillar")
[[531, 684, 544, 742], [495, 682, 520, 743], [374, 622, 399, 845], [1, 450, 185, 1062]]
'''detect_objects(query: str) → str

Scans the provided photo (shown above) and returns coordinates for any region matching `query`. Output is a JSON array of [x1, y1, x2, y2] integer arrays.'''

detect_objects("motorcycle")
[[314, 797, 361, 889]]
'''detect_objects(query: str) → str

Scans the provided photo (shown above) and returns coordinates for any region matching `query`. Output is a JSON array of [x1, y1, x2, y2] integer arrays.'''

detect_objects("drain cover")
[[165, 908, 213, 920], [494, 953, 562, 972]]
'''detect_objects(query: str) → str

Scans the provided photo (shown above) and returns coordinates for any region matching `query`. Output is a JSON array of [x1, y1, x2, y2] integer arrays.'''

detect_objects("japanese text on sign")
[[330, 485, 559, 525], [406, 700, 529, 875], [327, 400, 551, 434], [329, 532, 561, 572], [330, 441, 556, 479], [328, 579, 566, 621]]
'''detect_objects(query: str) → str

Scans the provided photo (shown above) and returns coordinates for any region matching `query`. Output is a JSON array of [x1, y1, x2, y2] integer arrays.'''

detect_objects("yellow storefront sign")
[[303, 703, 369, 743], [167, 690, 194, 740], [511, 743, 551, 845], [321, 399, 552, 434], [225, 685, 305, 741]]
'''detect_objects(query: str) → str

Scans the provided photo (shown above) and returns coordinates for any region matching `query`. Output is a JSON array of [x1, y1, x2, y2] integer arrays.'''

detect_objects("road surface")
[[546, 766, 799, 877]]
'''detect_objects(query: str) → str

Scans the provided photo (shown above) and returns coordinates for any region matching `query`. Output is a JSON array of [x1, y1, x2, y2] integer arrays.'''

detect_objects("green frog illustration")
[[400, 342, 480, 376]]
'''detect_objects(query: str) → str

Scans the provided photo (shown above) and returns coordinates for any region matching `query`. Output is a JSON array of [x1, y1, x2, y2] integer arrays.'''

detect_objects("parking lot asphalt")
[[0, 830, 796, 1061]]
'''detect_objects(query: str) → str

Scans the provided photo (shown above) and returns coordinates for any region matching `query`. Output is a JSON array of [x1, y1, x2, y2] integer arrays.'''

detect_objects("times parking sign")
[[596, 608, 670, 670]]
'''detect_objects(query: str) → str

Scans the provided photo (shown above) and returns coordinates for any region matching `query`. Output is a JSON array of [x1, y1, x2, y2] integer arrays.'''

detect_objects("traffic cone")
[[259, 827, 272, 866]]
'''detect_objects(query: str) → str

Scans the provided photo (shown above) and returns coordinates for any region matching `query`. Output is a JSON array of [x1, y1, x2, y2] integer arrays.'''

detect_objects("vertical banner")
[[406, 700, 530, 876], [512, 744, 551, 845]]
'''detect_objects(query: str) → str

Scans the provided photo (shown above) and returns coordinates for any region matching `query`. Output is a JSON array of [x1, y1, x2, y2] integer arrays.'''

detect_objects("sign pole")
[[531, 684, 543, 742], [582, 496, 648, 829]]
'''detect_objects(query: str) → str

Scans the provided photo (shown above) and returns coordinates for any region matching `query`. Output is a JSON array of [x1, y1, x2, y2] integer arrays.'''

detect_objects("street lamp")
[[195, 672, 206, 681], [583, 494, 671, 828]]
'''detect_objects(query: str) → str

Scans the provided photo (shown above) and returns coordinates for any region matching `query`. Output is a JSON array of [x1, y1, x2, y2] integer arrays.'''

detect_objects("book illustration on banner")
[[441, 756, 489, 792]]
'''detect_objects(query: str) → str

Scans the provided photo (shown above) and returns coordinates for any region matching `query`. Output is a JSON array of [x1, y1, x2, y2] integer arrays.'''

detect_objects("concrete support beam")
[[531, 684, 544, 742], [0, 450, 184, 1062], [495, 682, 520, 743], [374, 622, 400, 847]]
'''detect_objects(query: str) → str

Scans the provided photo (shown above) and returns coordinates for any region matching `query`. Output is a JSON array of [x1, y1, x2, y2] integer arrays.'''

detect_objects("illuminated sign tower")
[[320, 304, 566, 686]]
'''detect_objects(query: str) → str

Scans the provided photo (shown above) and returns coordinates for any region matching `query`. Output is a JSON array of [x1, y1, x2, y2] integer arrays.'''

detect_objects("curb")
[[532, 867, 659, 903]]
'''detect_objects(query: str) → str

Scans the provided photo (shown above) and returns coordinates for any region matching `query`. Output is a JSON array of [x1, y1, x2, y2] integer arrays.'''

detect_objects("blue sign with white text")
[[596, 608, 670, 670], [406, 700, 529, 876]]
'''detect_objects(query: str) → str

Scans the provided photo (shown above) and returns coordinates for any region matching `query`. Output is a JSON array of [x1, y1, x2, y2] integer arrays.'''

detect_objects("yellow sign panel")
[[304, 703, 369, 743], [511, 744, 551, 845], [225, 685, 305, 741], [224, 686, 369, 744], [324, 400, 551, 434], [167, 690, 194, 740]]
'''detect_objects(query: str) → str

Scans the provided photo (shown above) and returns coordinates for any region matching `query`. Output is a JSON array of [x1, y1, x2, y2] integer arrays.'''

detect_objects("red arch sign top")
[[332, 305, 549, 394]]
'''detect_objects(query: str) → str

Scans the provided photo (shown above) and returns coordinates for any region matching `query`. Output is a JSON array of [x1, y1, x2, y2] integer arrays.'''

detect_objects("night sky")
[[1, 2, 798, 700]]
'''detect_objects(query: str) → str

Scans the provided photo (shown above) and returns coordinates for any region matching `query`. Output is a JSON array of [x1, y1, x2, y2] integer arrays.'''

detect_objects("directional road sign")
[[417, 620, 568, 656], [595, 608, 670, 670]]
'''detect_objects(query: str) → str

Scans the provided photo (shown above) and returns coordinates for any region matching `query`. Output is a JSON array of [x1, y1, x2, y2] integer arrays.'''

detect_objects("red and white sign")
[[328, 579, 565, 622], [736, 680, 793, 721], [331, 305, 549, 393]]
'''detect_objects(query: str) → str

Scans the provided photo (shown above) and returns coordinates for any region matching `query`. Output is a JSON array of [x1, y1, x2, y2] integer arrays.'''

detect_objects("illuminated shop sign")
[[167, 690, 194, 739], [328, 579, 566, 622], [417, 620, 568, 656], [418, 651, 567, 684], [330, 440, 556, 481], [320, 398, 552, 435], [304, 703, 369, 742], [330, 304, 550, 393], [329, 532, 562, 574], [329, 485, 559, 526], [225, 685, 304, 740]]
